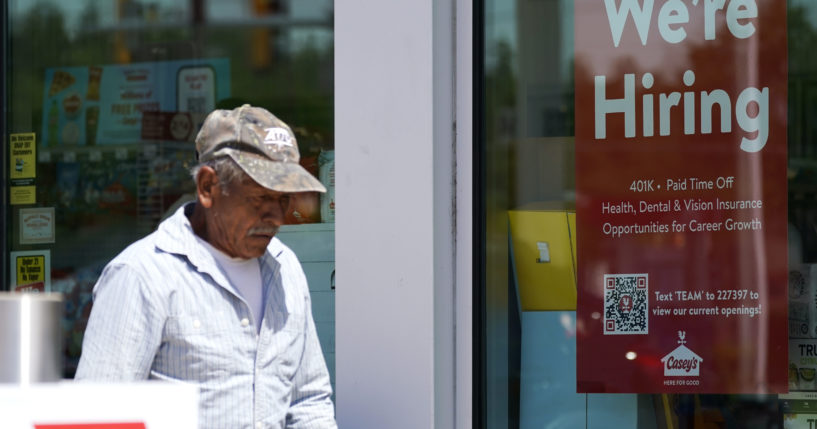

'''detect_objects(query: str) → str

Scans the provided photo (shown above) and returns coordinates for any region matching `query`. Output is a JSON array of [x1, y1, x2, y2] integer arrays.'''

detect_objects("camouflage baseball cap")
[[195, 104, 326, 193]]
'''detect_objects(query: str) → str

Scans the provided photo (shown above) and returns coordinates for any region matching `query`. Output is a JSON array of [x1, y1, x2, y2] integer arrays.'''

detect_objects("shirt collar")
[[154, 203, 282, 287]]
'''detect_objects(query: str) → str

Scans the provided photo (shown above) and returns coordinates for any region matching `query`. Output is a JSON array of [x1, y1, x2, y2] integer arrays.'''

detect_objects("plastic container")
[[0, 293, 64, 383]]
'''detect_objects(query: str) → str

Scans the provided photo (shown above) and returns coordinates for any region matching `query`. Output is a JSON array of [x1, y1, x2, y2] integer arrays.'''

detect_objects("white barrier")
[[0, 382, 198, 429]]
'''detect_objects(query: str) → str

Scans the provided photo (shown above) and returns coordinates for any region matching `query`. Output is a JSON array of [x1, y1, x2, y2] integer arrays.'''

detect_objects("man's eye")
[[249, 195, 290, 205]]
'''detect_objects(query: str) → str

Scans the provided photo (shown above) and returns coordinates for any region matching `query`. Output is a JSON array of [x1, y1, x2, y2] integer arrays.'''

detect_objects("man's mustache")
[[247, 226, 279, 236]]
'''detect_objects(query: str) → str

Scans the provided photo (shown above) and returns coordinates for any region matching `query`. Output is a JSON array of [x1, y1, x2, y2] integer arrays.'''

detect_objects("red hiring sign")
[[575, 0, 788, 393]]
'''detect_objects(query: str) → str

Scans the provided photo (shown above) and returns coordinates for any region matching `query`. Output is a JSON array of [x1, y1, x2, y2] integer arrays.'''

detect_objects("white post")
[[335, 0, 472, 427]]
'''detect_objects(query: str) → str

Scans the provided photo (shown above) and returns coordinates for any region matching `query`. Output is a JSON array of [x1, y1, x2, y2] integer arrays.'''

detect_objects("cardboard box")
[[789, 339, 817, 392]]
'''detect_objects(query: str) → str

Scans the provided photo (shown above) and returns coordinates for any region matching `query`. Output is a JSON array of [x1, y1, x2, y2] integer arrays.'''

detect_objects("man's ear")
[[196, 166, 219, 209]]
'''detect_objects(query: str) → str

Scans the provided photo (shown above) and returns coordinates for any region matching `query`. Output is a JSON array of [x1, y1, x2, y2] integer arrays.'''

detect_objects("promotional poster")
[[40, 59, 229, 147], [575, 0, 788, 393]]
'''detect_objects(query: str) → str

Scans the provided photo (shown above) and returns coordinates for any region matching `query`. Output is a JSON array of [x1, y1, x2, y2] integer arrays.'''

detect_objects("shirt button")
[[241, 318, 250, 327], [193, 319, 201, 329]]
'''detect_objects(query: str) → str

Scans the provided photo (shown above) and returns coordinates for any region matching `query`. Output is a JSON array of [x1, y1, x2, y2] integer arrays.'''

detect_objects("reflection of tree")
[[8, 5, 71, 134], [485, 39, 517, 207], [788, 4, 817, 162], [7, 3, 334, 149], [486, 40, 517, 144], [789, 4, 817, 75], [786, 5, 817, 264]]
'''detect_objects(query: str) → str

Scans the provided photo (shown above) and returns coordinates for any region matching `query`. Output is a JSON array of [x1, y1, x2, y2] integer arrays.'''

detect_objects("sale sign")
[[575, 0, 788, 393]]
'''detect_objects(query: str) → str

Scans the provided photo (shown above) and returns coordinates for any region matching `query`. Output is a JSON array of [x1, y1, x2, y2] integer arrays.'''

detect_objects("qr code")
[[603, 274, 648, 335]]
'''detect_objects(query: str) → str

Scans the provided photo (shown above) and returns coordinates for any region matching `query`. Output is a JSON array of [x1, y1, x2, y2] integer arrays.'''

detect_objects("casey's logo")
[[661, 331, 703, 377]]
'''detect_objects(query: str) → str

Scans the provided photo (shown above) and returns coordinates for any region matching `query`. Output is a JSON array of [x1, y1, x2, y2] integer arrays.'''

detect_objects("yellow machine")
[[508, 208, 577, 311]]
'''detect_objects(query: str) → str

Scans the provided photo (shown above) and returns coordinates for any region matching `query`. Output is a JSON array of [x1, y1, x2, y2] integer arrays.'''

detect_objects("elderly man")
[[75, 105, 337, 429]]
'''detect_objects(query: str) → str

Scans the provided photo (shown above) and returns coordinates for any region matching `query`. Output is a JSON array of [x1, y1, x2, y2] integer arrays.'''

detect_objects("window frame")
[[2, 0, 8, 287]]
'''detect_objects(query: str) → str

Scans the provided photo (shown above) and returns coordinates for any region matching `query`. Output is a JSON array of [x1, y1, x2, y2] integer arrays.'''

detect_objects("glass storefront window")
[[479, 0, 817, 427], [4, 0, 335, 389]]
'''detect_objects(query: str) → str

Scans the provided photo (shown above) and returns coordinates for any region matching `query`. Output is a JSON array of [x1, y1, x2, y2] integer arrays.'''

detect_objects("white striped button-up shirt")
[[75, 204, 337, 429]]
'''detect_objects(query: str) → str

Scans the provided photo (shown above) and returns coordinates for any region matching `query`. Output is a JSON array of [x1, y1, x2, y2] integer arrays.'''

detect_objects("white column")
[[335, 0, 472, 427], [454, 0, 473, 427]]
